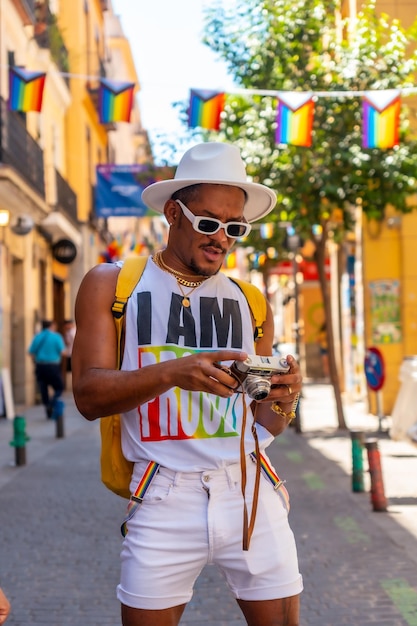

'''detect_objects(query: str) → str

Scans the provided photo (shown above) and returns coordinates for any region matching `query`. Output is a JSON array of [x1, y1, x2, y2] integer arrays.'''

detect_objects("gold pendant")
[[182, 297, 190, 307]]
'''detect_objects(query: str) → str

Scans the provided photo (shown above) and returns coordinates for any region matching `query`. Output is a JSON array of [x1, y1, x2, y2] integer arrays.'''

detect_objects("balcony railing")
[[56, 168, 78, 223], [0, 97, 45, 198]]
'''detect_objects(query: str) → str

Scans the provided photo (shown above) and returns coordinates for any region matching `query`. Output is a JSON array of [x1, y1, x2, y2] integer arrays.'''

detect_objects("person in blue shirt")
[[28, 320, 66, 418]]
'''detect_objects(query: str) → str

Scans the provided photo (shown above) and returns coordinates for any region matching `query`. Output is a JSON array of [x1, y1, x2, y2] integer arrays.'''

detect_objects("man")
[[28, 320, 66, 419], [72, 142, 303, 626]]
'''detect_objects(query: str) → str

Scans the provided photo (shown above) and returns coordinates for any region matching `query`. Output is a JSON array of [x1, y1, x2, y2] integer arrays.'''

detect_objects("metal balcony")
[[56, 168, 78, 224], [0, 97, 45, 198]]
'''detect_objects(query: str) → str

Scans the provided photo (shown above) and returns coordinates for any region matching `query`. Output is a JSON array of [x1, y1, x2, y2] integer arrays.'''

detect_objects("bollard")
[[52, 399, 65, 439], [365, 438, 388, 512], [350, 430, 365, 492], [9, 415, 30, 466]]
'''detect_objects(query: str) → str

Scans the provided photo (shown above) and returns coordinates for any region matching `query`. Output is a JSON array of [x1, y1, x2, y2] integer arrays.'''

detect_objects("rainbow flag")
[[188, 89, 225, 130], [9, 67, 46, 112], [275, 92, 314, 147], [362, 89, 400, 149], [99, 79, 135, 124]]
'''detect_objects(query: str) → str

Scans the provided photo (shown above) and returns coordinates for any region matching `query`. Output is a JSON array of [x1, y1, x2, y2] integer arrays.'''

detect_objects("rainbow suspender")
[[250, 451, 290, 512], [121, 454, 289, 537], [121, 461, 160, 537]]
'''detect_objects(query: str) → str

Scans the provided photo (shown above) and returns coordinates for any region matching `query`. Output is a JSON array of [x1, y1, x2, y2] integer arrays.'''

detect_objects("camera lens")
[[243, 376, 271, 401]]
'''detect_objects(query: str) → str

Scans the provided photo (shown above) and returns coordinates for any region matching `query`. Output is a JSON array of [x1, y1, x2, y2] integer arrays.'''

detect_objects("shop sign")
[[52, 239, 77, 264]]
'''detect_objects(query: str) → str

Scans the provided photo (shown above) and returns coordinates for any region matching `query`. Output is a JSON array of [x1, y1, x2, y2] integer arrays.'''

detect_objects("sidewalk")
[[0, 384, 416, 625], [299, 382, 417, 549]]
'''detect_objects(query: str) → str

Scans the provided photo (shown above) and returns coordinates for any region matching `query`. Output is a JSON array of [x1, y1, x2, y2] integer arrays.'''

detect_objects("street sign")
[[364, 347, 385, 392]]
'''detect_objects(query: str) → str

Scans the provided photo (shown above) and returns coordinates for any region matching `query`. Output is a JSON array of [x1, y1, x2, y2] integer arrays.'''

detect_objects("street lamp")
[[0, 209, 10, 226], [0, 209, 9, 244]]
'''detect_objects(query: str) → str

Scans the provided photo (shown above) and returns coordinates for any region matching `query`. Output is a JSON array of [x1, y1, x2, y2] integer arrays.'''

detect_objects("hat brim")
[[141, 179, 277, 223]]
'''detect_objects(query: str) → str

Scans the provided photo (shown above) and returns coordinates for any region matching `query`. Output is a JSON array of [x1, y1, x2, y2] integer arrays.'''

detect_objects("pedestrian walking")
[[63, 319, 76, 371], [72, 142, 303, 626], [28, 320, 66, 419], [63, 319, 76, 389]]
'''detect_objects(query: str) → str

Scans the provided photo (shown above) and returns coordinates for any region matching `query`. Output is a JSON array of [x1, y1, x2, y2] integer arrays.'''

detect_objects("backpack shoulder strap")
[[112, 256, 148, 367], [229, 277, 267, 341]]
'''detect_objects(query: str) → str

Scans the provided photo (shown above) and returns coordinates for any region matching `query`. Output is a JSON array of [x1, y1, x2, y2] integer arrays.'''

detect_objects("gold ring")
[[287, 385, 292, 395]]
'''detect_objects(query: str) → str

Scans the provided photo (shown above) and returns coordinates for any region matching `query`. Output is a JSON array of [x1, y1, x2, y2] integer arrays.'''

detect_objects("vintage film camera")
[[231, 355, 290, 401]]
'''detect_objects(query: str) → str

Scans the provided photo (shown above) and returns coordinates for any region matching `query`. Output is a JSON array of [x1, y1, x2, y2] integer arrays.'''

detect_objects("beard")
[[189, 258, 222, 277]]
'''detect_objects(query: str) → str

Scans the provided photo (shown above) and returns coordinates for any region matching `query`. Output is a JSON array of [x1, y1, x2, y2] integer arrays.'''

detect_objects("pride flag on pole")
[[98, 79, 135, 124], [362, 89, 400, 149], [8, 67, 46, 112], [275, 92, 314, 147], [188, 89, 225, 130]]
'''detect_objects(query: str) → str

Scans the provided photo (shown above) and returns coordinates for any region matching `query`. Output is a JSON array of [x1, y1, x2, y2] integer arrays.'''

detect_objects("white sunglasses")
[[175, 199, 252, 239]]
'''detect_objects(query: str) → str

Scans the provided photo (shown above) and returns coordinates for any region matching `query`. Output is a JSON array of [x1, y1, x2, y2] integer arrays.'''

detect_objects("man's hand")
[[265, 354, 302, 407], [172, 350, 248, 397]]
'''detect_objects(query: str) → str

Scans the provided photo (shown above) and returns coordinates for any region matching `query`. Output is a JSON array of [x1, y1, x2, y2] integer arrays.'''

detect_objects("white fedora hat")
[[141, 142, 277, 223]]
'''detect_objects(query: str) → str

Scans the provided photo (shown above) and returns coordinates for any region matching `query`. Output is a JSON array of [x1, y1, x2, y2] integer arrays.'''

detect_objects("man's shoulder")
[[79, 262, 120, 298]]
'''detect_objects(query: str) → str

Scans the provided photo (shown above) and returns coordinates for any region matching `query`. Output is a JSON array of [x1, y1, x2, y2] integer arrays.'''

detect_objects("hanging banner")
[[95, 164, 175, 218], [188, 89, 225, 130], [9, 67, 46, 112], [275, 92, 314, 147], [362, 89, 401, 149]]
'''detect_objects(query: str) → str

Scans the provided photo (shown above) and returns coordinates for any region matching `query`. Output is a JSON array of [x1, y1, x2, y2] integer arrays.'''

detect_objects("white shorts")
[[117, 456, 303, 610]]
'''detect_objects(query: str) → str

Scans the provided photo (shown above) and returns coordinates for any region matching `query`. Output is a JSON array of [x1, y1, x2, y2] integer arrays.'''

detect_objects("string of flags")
[[8, 66, 135, 124], [6, 65, 411, 149], [188, 88, 405, 150]]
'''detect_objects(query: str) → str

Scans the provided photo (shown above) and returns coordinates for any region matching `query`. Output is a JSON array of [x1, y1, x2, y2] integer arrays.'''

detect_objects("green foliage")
[[202, 0, 417, 258], [49, 13, 70, 74]]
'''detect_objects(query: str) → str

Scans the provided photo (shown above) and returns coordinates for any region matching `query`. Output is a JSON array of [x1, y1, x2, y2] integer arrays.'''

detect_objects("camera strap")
[[240, 392, 261, 551]]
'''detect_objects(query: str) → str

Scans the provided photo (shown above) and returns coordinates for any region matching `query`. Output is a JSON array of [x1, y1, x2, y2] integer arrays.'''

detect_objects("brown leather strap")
[[240, 396, 261, 551]]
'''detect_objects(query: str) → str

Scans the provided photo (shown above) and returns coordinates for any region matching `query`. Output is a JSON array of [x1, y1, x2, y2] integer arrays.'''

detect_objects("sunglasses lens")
[[196, 218, 219, 234], [227, 224, 249, 238]]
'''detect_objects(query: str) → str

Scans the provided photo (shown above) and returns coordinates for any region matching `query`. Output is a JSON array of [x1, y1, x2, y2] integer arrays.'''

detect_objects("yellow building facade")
[[0, 0, 149, 410], [360, 1, 417, 414]]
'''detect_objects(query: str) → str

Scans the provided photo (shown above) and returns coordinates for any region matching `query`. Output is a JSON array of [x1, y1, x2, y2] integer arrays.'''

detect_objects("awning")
[[41, 212, 82, 248]]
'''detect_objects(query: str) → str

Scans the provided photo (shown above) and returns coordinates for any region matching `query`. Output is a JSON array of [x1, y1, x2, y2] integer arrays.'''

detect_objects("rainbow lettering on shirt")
[[137, 346, 243, 442]]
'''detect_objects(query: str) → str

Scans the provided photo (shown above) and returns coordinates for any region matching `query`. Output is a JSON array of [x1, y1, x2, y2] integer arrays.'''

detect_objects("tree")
[[200, 0, 417, 429]]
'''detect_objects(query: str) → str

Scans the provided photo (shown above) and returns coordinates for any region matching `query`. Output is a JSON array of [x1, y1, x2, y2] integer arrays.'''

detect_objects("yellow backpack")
[[100, 256, 268, 498]]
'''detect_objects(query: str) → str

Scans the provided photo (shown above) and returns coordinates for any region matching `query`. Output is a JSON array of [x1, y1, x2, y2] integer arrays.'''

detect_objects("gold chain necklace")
[[153, 251, 207, 288], [176, 282, 199, 308], [154, 251, 193, 278]]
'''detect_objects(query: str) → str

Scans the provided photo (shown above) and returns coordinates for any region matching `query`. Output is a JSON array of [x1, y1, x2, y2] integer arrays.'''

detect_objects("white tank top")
[[120, 257, 274, 471]]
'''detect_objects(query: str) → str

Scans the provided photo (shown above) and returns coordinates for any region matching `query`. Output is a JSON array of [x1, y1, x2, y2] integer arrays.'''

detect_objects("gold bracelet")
[[270, 403, 296, 421], [270, 393, 300, 421]]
